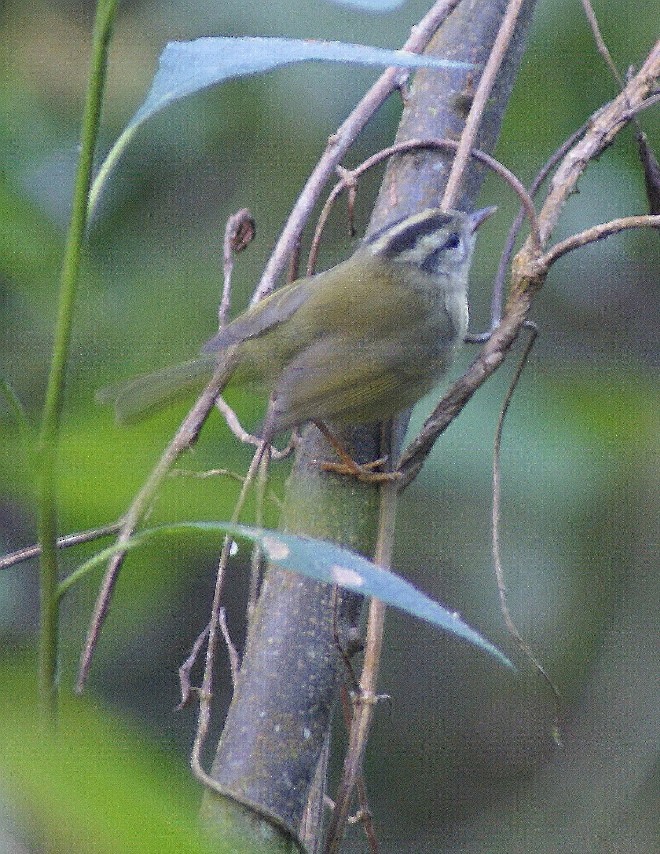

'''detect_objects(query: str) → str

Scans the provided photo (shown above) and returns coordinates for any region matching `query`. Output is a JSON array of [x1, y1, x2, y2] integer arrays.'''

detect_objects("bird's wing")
[[202, 274, 319, 353], [268, 332, 435, 433]]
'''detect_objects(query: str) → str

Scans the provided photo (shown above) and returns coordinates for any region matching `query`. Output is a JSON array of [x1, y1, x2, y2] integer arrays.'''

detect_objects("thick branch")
[[202, 1, 539, 848]]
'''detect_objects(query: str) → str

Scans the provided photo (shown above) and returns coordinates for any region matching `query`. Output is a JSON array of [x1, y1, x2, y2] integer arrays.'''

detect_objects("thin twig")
[[218, 607, 240, 685], [178, 624, 210, 709], [580, 0, 625, 88], [306, 170, 357, 276], [541, 214, 660, 268], [214, 396, 294, 460], [219, 208, 256, 329], [490, 323, 562, 731], [190, 432, 271, 789], [339, 686, 379, 853], [442, 0, 526, 210], [0, 521, 124, 572], [533, 40, 659, 247], [215, 396, 260, 445], [253, 0, 464, 303], [474, 118, 593, 339], [170, 468, 246, 483], [324, 425, 397, 854], [308, 138, 540, 274], [580, 1, 660, 216], [76, 357, 237, 693]]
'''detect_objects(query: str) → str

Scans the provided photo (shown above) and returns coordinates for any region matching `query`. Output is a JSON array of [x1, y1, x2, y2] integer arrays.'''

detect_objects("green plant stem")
[[36, 0, 118, 721]]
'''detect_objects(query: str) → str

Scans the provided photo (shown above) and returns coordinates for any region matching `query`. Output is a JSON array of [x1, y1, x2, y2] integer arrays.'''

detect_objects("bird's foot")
[[312, 420, 401, 484], [320, 456, 401, 484]]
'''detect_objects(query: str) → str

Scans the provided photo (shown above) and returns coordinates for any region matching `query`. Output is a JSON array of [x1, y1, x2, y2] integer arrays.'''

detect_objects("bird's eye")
[[445, 233, 461, 250]]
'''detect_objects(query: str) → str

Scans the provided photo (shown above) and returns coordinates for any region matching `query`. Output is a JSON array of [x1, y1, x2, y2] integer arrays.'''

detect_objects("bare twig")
[[253, 0, 464, 303], [308, 138, 540, 275], [398, 47, 660, 489], [474, 118, 593, 339], [580, 0, 626, 88], [490, 323, 562, 728], [190, 433, 271, 789], [217, 208, 300, 455], [532, 40, 659, 248], [218, 607, 240, 685], [172, 466, 284, 515], [178, 624, 210, 709], [541, 214, 660, 268], [580, 2, 660, 215], [324, 430, 397, 854], [170, 467, 246, 483], [219, 208, 256, 329], [339, 686, 379, 853], [76, 357, 237, 692], [214, 395, 294, 460], [442, 0, 527, 210], [214, 396, 261, 445], [0, 521, 123, 572]]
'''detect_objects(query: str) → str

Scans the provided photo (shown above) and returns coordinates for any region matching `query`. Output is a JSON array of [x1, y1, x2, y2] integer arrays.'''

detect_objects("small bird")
[[99, 207, 494, 444]]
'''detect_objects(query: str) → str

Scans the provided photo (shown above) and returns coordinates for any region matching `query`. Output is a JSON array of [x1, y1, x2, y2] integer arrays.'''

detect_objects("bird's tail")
[[96, 355, 218, 425]]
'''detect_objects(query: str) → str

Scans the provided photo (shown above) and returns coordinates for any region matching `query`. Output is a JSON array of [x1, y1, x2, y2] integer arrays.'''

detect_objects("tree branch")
[[201, 2, 541, 849], [398, 46, 660, 487]]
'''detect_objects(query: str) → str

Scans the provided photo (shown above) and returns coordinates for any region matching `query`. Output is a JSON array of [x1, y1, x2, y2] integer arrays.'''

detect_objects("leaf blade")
[[89, 37, 474, 216], [66, 521, 513, 669]]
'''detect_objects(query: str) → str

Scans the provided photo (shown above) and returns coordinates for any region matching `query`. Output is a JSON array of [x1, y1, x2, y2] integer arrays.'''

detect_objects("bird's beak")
[[467, 206, 497, 233]]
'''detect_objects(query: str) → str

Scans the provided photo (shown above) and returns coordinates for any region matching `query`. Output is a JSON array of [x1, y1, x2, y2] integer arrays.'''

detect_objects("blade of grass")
[[36, 0, 119, 721]]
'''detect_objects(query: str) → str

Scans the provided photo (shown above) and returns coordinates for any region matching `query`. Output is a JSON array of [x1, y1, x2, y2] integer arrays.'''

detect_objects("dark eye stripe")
[[419, 245, 445, 275], [418, 233, 463, 274]]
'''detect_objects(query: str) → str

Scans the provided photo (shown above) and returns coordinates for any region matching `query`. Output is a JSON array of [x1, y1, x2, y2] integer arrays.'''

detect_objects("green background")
[[0, 0, 658, 851]]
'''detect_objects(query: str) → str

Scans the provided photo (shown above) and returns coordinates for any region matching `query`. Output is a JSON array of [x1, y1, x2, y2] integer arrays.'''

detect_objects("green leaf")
[[65, 522, 513, 669], [134, 37, 472, 126], [89, 36, 474, 216]]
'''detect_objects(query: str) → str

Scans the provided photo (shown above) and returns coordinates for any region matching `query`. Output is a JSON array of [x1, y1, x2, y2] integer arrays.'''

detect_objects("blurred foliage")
[[0, 665, 220, 854], [0, 0, 658, 851]]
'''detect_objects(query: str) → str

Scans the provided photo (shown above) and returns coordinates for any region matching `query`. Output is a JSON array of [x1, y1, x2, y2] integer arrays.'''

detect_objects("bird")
[[99, 207, 495, 462]]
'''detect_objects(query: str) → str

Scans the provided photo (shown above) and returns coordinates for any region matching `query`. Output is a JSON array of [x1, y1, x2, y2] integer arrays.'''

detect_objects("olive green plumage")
[[99, 207, 494, 433]]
